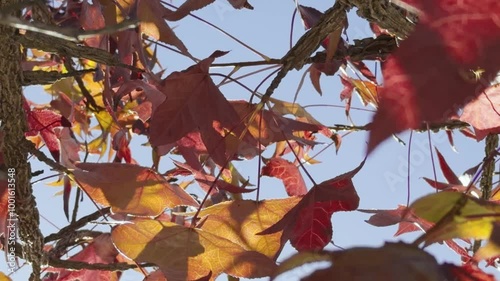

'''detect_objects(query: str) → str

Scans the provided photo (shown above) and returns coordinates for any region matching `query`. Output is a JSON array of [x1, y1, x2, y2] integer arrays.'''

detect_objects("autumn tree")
[[1, 0, 500, 280]]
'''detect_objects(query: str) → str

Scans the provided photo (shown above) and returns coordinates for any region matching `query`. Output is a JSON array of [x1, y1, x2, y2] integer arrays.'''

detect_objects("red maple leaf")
[[149, 52, 255, 166], [259, 160, 363, 251], [360, 205, 432, 236], [43, 234, 119, 281], [261, 157, 307, 196], [173, 161, 255, 197], [24, 99, 71, 161], [368, 0, 500, 152], [460, 85, 500, 140], [360, 205, 470, 259], [441, 263, 495, 281]]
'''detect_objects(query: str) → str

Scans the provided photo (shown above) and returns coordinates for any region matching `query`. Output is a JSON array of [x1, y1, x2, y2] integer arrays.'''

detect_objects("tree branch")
[[262, 2, 348, 101], [22, 139, 70, 174], [340, 0, 416, 38], [211, 34, 397, 68], [22, 69, 96, 86], [47, 258, 156, 271], [472, 134, 499, 253], [0, 11, 138, 42], [0, 1, 45, 278], [44, 208, 110, 243], [328, 120, 470, 132], [16, 32, 141, 72]]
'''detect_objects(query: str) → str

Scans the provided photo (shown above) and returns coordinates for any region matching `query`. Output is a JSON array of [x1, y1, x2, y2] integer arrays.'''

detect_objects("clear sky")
[[3, 0, 500, 280]]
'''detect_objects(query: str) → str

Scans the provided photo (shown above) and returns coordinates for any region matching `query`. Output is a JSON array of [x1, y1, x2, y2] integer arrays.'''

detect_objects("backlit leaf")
[[182, 197, 301, 259], [260, 160, 363, 251], [112, 219, 276, 281], [368, 0, 500, 152], [261, 158, 307, 196], [73, 163, 198, 216], [460, 85, 500, 140], [410, 192, 500, 244]]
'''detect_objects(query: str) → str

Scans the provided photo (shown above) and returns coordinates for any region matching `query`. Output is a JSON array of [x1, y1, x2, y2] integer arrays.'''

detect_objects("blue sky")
[[3, 0, 500, 280]]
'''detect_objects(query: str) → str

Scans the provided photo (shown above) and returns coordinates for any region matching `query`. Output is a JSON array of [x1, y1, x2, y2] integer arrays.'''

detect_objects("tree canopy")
[[1, 0, 500, 280]]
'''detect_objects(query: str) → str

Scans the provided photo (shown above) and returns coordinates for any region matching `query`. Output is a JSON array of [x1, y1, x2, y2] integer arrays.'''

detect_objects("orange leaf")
[[73, 163, 198, 216], [187, 197, 301, 260], [111, 219, 276, 281]]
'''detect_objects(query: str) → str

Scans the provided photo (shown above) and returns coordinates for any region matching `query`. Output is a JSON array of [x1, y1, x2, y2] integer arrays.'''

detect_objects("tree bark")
[[0, 1, 44, 280]]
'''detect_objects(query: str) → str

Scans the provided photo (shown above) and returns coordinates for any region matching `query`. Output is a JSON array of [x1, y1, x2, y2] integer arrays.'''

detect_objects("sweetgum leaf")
[[112, 219, 276, 281], [179, 197, 301, 260], [460, 85, 500, 140], [441, 263, 495, 281], [260, 160, 363, 251], [410, 192, 500, 244], [261, 158, 307, 196], [163, 0, 217, 21], [475, 222, 500, 261], [276, 243, 449, 281], [163, 0, 252, 21], [73, 163, 198, 216], [368, 0, 500, 152], [101, 0, 189, 54], [0, 181, 8, 239], [80, 0, 106, 49], [44, 234, 118, 281], [24, 100, 71, 161], [149, 55, 255, 166], [434, 147, 461, 185], [230, 100, 327, 147], [173, 161, 255, 195], [360, 205, 432, 236]]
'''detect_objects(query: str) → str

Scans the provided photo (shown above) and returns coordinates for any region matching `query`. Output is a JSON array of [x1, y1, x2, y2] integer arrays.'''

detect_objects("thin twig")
[[44, 208, 110, 243]]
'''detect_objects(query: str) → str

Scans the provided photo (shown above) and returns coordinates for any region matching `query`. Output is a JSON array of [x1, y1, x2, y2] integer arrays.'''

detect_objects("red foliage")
[[368, 0, 500, 152], [260, 161, 363, 250], [261, 157, 307, 196], [6, 0, 500, 280]]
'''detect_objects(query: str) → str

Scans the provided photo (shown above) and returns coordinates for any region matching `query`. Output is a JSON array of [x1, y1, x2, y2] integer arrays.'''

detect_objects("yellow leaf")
[[351, 79, 379, 107], [411, 192, 496, 223], [475, 223, 500, 261], [190, 197, 301, 259], [99, 0, 188, 53], [411, 192, 500, 243], [112, 219, 276, 281], [72, 163, 199, 216], [0, 272, 12, 281], [269, 98, 323, 126]]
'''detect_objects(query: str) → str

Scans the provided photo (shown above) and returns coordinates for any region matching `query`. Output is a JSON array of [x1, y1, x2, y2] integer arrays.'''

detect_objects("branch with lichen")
[[328, 120, 470, 132], [211, 34, 397, 68]]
